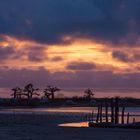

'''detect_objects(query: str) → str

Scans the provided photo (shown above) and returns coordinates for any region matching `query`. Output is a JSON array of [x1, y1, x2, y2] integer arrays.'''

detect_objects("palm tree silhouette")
[[23, 83, 39, 99], [44, 85, 60, 100], [84, 88, 94, 100], [11, 87, 22, 99]]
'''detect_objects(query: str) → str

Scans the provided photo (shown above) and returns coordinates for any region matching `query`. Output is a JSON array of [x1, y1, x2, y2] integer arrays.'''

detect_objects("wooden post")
[[100, 104, 102, 123], [133, 118, 135, 123], [89, 113, 91, 122], [111, 99, 114, 123], [105, 100, 108, 123], [85, 114, 88, 123], [117, 99, 119, 124], [121, 106, 125, 124], [115, 98, 119, 124], [85, 114, 88, 126], [96, 106, 100, 123], [127, 113, 129, 124], [91, 110, 94, 122]]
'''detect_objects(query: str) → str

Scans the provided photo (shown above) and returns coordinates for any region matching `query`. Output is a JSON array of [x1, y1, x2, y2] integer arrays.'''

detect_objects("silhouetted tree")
[[84, 88, 94, 100], [23, 83, 39, 99], [11, 87, 22, 99], [43, 89, 51, 99], [44, 85, 60, 100]]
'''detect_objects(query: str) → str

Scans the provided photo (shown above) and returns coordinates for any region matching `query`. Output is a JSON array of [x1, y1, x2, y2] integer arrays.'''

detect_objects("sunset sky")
[[0, 0, 140, 97]]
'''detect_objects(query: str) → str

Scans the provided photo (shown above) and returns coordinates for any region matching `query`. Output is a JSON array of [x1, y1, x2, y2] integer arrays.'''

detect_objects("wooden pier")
[[88, 98, 140, 129]]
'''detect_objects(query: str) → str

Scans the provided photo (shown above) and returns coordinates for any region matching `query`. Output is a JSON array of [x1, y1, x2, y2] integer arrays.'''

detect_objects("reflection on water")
[[59, 116, 140, 127], [0, 107, 140, 119], [0, 107, 140, 127], [1, 107, 140, 115], [46, 107, 96, 113], [59, 116, 140, 128], [119, 116, 140, 123], [0, 107, 97, 113], [59, 122, 88, 127]]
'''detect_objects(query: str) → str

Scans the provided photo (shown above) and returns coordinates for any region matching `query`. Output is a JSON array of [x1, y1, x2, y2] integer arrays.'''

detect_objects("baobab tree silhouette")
[[44, 85, 60, 100], [23, 83, 39, 99], [84, 88, 94, 100], [43, 89, 51, 99], [11, 87, 22, 99]]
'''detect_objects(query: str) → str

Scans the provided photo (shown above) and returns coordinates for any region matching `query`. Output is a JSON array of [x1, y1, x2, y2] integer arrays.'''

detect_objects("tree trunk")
[[14, 93, 16, 99], [51, 92, 54, 100]]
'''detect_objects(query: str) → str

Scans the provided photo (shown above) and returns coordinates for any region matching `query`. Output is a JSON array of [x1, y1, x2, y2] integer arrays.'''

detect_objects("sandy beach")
[[0, 113, 139, 140]]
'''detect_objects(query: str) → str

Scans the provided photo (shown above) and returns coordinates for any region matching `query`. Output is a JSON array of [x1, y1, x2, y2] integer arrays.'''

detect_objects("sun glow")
[[0, 35, 140, 73]]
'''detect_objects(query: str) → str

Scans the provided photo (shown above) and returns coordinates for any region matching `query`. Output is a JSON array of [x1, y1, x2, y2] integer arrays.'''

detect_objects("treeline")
[[11, 83, 60, 100], [0, 83, 137, 107], [11, 83, 94, 100]]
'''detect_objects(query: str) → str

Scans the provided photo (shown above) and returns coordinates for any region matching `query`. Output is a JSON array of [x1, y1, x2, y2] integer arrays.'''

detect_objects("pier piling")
[[121, 106, 125, 124], [100, 104, 103, 123], [96, 106, 100, 123], [127, 113, 130, 124], [111, 99, 114, 123], [105, 100, 108, 123]]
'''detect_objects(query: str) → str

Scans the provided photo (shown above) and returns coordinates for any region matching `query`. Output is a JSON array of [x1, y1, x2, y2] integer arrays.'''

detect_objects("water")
[[0, 107, 139, 127], [0, 107, 139, 114], [0, 107, 139, 118], [59, 122, 88, 127]]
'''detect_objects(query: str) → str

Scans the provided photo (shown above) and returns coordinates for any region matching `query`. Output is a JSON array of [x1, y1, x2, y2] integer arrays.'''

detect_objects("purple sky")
[[0, 0, 140, 98]]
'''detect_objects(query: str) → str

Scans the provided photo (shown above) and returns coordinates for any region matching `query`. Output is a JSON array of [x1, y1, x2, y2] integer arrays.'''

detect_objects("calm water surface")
[[0, 107, 140, 117], [0, 107, 139, 127]]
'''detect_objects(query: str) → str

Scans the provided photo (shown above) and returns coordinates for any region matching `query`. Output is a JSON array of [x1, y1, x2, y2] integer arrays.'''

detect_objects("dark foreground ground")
[[0, 114, 139, 140]]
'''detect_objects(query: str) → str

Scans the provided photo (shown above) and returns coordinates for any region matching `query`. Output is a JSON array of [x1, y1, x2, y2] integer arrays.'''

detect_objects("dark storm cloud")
[[27, 46, 47, 62], [66, 62, 96, 70], [0, 46, 15, 62], [0, 67, 140, 89], [112, 51, 130, 62], [50, 56, 63, 62], [0, 45, 48, 62], [112, 51, 140, 62], [0, 0, 140, 45]]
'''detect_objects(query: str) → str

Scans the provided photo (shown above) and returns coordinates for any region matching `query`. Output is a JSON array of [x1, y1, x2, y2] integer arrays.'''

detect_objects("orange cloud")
[[0, 35, 140, 73]]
